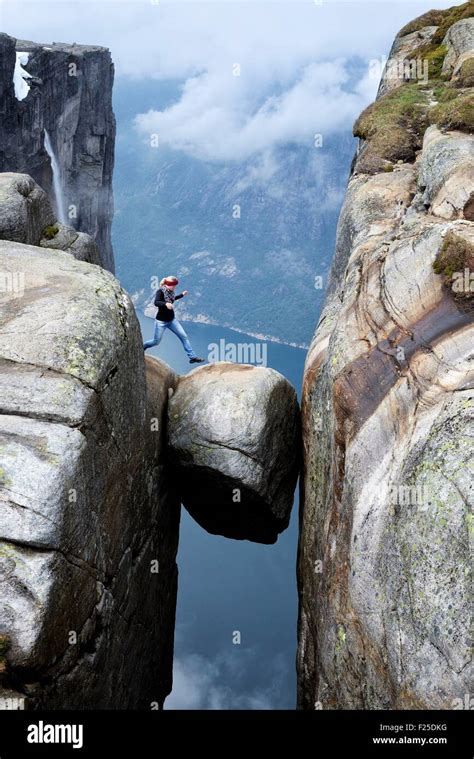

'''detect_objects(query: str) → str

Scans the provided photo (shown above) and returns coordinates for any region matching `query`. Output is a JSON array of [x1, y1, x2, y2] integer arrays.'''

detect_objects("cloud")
[[1, 1, 457, 81], [2, 1, 457, 82], [165, 650, 289, 709], [3, 0, 456, 163], [135, 59, 377, 161]]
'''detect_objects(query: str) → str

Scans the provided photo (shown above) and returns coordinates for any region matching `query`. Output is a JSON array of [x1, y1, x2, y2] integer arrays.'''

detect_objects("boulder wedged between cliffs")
[[168, 362, 301, 544]]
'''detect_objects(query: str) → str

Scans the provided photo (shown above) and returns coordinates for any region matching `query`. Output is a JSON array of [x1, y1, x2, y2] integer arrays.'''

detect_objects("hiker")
[[143, 276, 205, 364]]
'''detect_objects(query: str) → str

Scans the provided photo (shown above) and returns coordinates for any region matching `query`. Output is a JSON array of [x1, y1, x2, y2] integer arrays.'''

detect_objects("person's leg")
[[143, 320, 167, 350], [168, 319, 198, 359]]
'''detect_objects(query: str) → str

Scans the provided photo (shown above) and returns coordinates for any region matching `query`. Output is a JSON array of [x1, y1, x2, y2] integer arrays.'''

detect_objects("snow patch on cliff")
[[13, 52, 30, 101]]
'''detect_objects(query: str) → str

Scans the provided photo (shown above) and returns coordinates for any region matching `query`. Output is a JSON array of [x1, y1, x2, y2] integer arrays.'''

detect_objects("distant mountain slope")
[[112, 78, 356, 346]]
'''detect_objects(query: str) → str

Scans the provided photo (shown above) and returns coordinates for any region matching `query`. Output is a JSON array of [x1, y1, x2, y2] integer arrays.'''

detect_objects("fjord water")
[[138, 312, 305, 708]]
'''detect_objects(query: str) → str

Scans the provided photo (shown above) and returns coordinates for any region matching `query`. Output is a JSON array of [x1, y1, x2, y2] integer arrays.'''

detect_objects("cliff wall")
[[298, 6, 473, 709], [0, 33, 115, 271]]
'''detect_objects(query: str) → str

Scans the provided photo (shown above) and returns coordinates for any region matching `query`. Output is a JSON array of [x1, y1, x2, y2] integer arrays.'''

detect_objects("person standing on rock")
[[143, 276, 205, 363]]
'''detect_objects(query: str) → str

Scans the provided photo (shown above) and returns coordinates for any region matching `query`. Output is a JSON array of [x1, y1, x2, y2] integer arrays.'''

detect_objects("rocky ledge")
[[0, 172, 101, 265]]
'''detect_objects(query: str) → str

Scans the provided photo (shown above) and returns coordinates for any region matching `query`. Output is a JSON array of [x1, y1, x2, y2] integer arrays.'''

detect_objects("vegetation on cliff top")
[[429, 91, 474, 131], [353, 2, 474, 172], [354, 84, 428, 165], [398, 2, 474, 39]]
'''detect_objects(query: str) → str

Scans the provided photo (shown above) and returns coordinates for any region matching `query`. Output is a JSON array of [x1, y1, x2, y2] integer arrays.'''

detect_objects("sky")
[[1, 0, 458, 163]]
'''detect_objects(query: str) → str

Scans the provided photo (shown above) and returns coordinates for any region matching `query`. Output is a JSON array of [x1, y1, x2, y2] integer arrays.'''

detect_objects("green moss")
[[429, 91, 474, 132], [0, 635, 10, 658], [432, 85, 458, 103], [455, 57, 474, 88], [0, 466, 11, 487], [353, 84, 428, 164], [431, 1, 474, 45], [398, 2, 473, 39], [422, 44, 448, 80], [433, 232, 474, 306], [42, 224, 59, 240], [398, 10, 449, 37], [335, 624, 346, 651]]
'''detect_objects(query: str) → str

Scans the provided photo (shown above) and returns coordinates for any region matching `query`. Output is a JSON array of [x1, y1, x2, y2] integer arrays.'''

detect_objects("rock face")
[[0, 171, 302, 708], [168, 362, 300, 544], [298, 7, 473, 710], [442, 18, 474, 75], [0, 236, 180, 708], [0, 172, 101, 265], [0, 172, 54, 245], [0, 33, 115, 271]]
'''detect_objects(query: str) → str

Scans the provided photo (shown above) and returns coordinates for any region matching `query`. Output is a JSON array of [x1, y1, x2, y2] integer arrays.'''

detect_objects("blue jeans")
[[143, 318, 197, 359]]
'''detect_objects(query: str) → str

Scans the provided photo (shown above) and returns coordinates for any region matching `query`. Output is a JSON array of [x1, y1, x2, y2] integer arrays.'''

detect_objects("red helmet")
[[163, 276, 179, 286]]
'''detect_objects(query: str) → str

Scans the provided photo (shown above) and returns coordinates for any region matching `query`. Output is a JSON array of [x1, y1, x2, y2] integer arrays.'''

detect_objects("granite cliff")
[[0, 33, 115, 271], [0, 172, 300, 707], [0, 174, 181, 707], [298, 4, 473, 709]]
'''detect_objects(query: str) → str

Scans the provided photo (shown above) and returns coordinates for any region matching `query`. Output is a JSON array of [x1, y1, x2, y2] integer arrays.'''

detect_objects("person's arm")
[[154, 289, 166, 307], [174, 293, 184, 300]]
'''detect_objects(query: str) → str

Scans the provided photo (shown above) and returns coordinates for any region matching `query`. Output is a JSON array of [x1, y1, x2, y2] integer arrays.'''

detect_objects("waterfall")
[[43, 130, 67, 224]]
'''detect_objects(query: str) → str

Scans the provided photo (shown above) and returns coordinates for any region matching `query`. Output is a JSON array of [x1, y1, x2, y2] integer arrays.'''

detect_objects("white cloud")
[[2, 1, 456, 79], [135, 59, 377, 161], [165, 650, 288, 709], [2, 1, 458, 81], [2, 0, 457, 163]]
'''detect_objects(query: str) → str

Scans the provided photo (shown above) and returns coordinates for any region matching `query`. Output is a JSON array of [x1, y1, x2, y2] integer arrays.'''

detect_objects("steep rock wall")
[[0, 33, 115, 271], [0, 238, 180, 708], [298, 6, 473, 710]]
